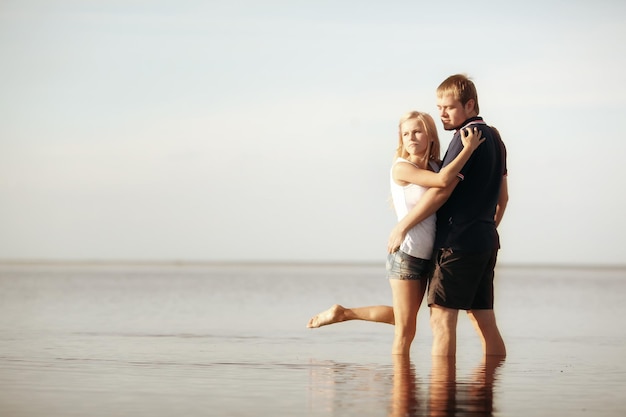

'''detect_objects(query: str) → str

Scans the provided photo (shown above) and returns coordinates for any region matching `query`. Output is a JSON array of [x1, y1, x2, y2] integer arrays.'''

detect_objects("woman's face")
[[400, 118, 429, 157]]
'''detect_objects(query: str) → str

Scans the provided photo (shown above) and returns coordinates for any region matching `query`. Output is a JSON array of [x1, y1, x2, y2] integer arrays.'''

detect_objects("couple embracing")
[[308, 74, 508, 358]]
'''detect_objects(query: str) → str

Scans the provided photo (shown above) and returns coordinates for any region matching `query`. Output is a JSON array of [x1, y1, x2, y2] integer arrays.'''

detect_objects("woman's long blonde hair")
[[394, 111, 441, 169]]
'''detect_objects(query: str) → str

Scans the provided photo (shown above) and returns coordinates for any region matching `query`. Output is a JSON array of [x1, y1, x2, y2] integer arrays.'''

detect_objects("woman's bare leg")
[[307, 304, 394, 328], [390, 279, 427, 355]]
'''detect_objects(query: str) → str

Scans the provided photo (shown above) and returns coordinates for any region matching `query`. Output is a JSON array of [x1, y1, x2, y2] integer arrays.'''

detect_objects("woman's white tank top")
[[390, 158, 437, 260]]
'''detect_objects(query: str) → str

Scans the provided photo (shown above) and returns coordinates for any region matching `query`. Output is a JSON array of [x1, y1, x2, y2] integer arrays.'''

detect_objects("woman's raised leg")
[[307, 304, 395, 328]]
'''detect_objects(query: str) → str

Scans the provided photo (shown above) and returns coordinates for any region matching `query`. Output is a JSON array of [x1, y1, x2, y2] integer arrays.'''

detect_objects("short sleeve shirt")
[[434, 117, 507, 251]]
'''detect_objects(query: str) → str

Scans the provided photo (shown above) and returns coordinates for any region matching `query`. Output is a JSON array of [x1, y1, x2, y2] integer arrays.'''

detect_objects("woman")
[[307, 111, 483, 355]]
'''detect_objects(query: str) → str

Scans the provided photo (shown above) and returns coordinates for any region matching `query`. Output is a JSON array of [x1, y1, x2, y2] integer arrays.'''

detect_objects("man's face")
[[437, 93, 471, 131]]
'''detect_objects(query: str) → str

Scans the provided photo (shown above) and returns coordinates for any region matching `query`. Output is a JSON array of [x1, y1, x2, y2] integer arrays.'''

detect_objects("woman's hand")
[[387, 223, 407, 253], [461, 126, 485, 151]]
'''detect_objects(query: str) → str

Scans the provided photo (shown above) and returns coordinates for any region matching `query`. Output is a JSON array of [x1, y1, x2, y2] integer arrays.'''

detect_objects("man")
[[387, 74, 508, 357]]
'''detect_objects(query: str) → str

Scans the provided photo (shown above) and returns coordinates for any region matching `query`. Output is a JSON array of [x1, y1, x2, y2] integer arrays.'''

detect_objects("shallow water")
[[0, 262, 625, 416]]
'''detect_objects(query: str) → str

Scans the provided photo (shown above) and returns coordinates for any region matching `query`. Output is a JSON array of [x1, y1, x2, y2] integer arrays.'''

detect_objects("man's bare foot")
[[307, 304, 346, 328]]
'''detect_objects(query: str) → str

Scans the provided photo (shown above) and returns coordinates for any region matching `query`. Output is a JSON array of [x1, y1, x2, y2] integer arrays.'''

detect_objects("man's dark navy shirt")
[[435, 116, 507, 251]]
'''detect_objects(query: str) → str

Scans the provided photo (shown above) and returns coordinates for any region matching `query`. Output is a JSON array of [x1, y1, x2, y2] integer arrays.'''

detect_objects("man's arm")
[[494, 175, 509, 228], [387, 180, 457, 253]]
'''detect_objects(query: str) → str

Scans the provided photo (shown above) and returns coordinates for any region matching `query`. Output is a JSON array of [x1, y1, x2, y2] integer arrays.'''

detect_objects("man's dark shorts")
[[427, 249, 498, 310]]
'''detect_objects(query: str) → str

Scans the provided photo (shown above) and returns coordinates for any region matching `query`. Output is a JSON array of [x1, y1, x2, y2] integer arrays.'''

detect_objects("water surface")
[[0, 263, 625, 416]]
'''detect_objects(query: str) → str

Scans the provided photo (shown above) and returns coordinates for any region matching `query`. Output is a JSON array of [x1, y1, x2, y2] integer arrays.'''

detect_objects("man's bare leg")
[[467, 309, 506, 356], [430, 305, 459, 356], [307, 304, 394, 328]]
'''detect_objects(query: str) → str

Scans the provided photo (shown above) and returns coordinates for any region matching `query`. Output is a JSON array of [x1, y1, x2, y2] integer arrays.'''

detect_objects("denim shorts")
[[386, 250, 434, 281]]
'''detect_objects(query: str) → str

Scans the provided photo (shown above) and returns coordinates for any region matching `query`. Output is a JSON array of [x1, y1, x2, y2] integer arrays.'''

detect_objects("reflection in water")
[[427, 356, 505, 417], [390, 356, 505, 417], [389, 355, 421, 416], [427, 356, 456, 416], [307, 359, 393, 415], [308, 356, 504, 416]]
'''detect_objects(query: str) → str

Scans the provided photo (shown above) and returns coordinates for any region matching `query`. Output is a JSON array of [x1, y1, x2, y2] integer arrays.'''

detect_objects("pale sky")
[[1, 0, 625, 266]]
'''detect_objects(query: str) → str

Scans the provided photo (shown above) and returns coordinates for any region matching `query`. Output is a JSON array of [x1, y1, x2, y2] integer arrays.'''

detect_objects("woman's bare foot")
[[307, 304, 347, 328]]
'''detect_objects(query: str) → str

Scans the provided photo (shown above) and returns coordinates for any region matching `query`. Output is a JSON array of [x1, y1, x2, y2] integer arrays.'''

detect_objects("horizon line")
[[0, 258, 625, 271]]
